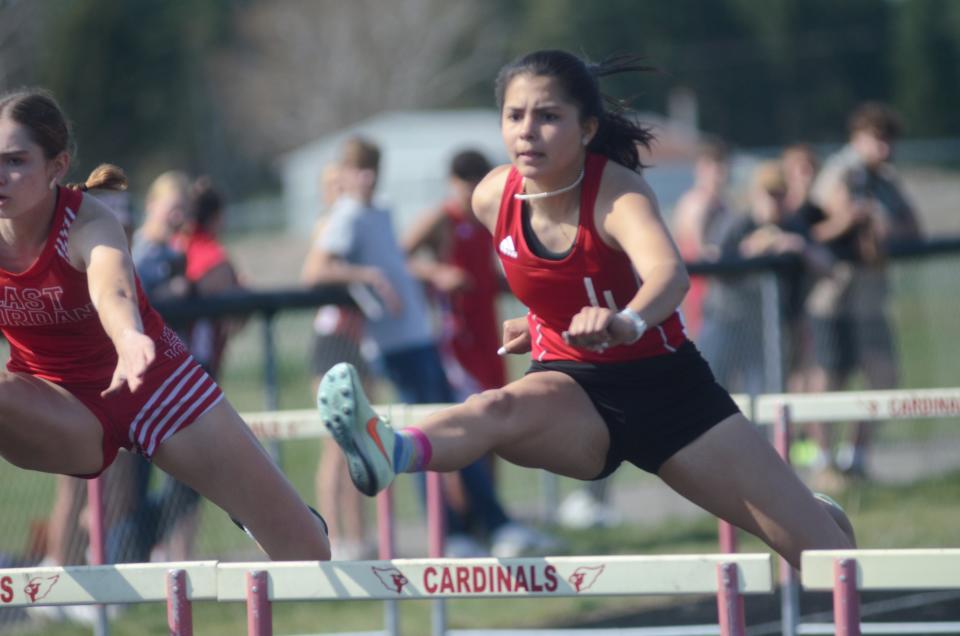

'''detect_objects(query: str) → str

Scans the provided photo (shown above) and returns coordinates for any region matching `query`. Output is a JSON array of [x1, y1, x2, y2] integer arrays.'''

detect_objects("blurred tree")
[[893, 0, 960, 138], [211, 0, 506, 157], [0, 0, 45, 89], [35, 0, 241, 193], [497, 0, 896, 146], [4, 0, 957, 201]]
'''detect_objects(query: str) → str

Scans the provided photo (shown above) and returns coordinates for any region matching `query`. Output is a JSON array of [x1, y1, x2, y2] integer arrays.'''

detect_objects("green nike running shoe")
[[318, 362, 396, 496]]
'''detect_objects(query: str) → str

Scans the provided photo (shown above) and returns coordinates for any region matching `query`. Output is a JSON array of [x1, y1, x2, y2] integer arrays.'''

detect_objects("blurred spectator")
[[306, 137, 554, 558], [177, 177, 246, 378], [672, 139, 732, 337], [303, 163, 376, 560], [402, 149, 505, 400], [403, 149, 538, 548], [781, 144, 827, 394], [806, 102, 922, 489], [132, 171, 190, 302], [699, 161, 826, 395]]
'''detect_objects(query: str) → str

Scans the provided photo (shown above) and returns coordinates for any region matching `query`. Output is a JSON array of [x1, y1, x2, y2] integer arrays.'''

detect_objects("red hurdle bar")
[[833, 558, 861, 636], [716, 562, 746, 636], [246, 570, 272, 636], [166, 569, 193, 636], [774, 405, 800, 636]]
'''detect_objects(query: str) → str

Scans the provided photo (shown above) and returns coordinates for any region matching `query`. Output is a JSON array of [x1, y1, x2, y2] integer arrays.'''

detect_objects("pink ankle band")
[[406, 427, 433, 471]]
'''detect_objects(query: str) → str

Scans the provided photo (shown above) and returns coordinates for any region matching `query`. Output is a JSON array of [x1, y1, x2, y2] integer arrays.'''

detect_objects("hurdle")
[[0, 561, 218, 636], [801, 549, 960, 636], [217, 554, 774, 636], [729, 388, 960, 636]]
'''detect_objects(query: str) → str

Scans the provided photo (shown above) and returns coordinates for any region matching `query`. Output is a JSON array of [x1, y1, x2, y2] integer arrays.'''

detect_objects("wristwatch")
[[618, 307, 648, 344]]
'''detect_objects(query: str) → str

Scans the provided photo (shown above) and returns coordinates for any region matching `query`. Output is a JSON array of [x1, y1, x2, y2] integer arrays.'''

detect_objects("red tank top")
[[0, 187, 166, 387], [494, 153, 687, 363]]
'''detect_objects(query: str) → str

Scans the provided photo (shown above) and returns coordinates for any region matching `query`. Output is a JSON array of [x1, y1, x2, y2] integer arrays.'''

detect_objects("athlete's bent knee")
[[464, 388, 515, 422]]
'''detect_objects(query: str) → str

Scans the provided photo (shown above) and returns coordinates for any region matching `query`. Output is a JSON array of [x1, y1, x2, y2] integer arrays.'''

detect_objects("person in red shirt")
[[319, 50, 856, 569], [176, 177, 244, 378], [0, 88, 328, 561], [404, 149, 506, 397]]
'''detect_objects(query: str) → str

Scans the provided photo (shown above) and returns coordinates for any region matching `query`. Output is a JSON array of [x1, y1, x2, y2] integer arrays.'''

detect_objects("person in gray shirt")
[[806, 102, 921, 488], [305, 137, 556, 557]]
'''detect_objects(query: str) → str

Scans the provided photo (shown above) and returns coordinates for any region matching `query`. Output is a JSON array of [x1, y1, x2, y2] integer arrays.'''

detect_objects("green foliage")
[[36, 0, 239, 190], [13, 0, 959, 200], [892, 0, 960, 137]]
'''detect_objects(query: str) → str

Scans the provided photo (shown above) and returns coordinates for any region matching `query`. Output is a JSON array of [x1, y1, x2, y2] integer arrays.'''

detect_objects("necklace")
[[514, 168, 585, 201]]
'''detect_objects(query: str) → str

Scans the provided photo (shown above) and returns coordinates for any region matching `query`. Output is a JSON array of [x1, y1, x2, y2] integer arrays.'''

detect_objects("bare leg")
[[847, 350, 898, 474], [0, 373, 105, 565], [164, 510, 201, 561], [417, 371, 609, 480], [153, 400, 330, 561], [0, 373, 104, 475], [46, 476, 88, 565], [807, 366, 848, 464], [316, 442, 366, 551], [658, 413, 854, 569]]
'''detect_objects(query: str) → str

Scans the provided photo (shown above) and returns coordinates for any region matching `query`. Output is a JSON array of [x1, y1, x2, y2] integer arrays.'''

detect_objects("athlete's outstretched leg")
[[657, 413, 855, 569], [152, 400, 330, 561], [318, 362, 610, 496]]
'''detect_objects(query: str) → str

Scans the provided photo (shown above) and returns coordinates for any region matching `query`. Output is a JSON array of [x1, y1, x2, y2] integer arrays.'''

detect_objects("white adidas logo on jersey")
[[499, 235, 518, 259]]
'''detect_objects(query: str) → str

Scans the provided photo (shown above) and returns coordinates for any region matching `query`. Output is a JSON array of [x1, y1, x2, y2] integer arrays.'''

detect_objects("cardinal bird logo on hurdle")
[[372, 567, 409, 594], [24, 575, 59, 603], [568, 566, 604, 593]]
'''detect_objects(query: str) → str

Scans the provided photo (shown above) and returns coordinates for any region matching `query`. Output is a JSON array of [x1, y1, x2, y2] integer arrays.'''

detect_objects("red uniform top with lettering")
[[0, 187, 221, 469], [439, 201, 506, 390], [494, 153, 687, 363]]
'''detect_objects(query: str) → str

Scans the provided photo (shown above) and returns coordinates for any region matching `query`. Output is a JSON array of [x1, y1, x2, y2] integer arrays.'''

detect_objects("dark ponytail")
[[494, 50, 656, 171]]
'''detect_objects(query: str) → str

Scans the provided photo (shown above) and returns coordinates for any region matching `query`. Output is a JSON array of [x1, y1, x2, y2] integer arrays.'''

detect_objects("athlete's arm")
[[565, 164, 690, 350], [401, 205, 446, 255], [401, 207, 469, 292], [70, 195, 154, 394], [470, 165, 512, 235]]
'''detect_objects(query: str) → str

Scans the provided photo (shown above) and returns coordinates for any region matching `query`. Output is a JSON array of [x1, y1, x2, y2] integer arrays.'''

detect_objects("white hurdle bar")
[[801, 549, 960, 636], [217, 554, 773, 636], [0, 561, 218, 635], [754, 387, 960, 424]]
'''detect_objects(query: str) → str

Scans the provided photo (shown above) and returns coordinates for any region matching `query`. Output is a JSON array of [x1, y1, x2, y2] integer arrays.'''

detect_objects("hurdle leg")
[[166, 569, 193, 636], [716, 562, 746, 636], [775, 406, 800, 636], [377, 486, 400, 636], [833, 558, 860, 636], [718, 521, 739, 553], [246, 570, 272, 636], [427, 471, 447, 636]]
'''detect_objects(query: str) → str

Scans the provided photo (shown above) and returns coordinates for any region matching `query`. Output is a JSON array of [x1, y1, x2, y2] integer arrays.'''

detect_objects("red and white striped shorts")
[[67, 352, 223, 478]]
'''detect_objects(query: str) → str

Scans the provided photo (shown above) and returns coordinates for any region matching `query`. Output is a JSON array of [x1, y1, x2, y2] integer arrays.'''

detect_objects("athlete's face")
[[501, 74, 597, 181], [0, 116, 68, 220]]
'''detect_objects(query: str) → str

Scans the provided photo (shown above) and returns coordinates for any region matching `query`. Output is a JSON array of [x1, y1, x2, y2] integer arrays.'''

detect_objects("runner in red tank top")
[[0, 89, 328, 561], [319, 50, 855, 568]]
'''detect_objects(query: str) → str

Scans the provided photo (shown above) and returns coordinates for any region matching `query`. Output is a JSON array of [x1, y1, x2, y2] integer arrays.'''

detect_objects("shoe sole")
[[319, 363, 380, 497]]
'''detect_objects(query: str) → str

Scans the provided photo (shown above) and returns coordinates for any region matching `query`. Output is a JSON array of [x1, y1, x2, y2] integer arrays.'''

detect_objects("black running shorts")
[[526, 341, 741, 477]]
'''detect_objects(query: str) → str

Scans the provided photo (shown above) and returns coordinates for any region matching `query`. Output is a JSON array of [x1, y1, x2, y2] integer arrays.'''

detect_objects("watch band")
[[618, 307, 648, 344]]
